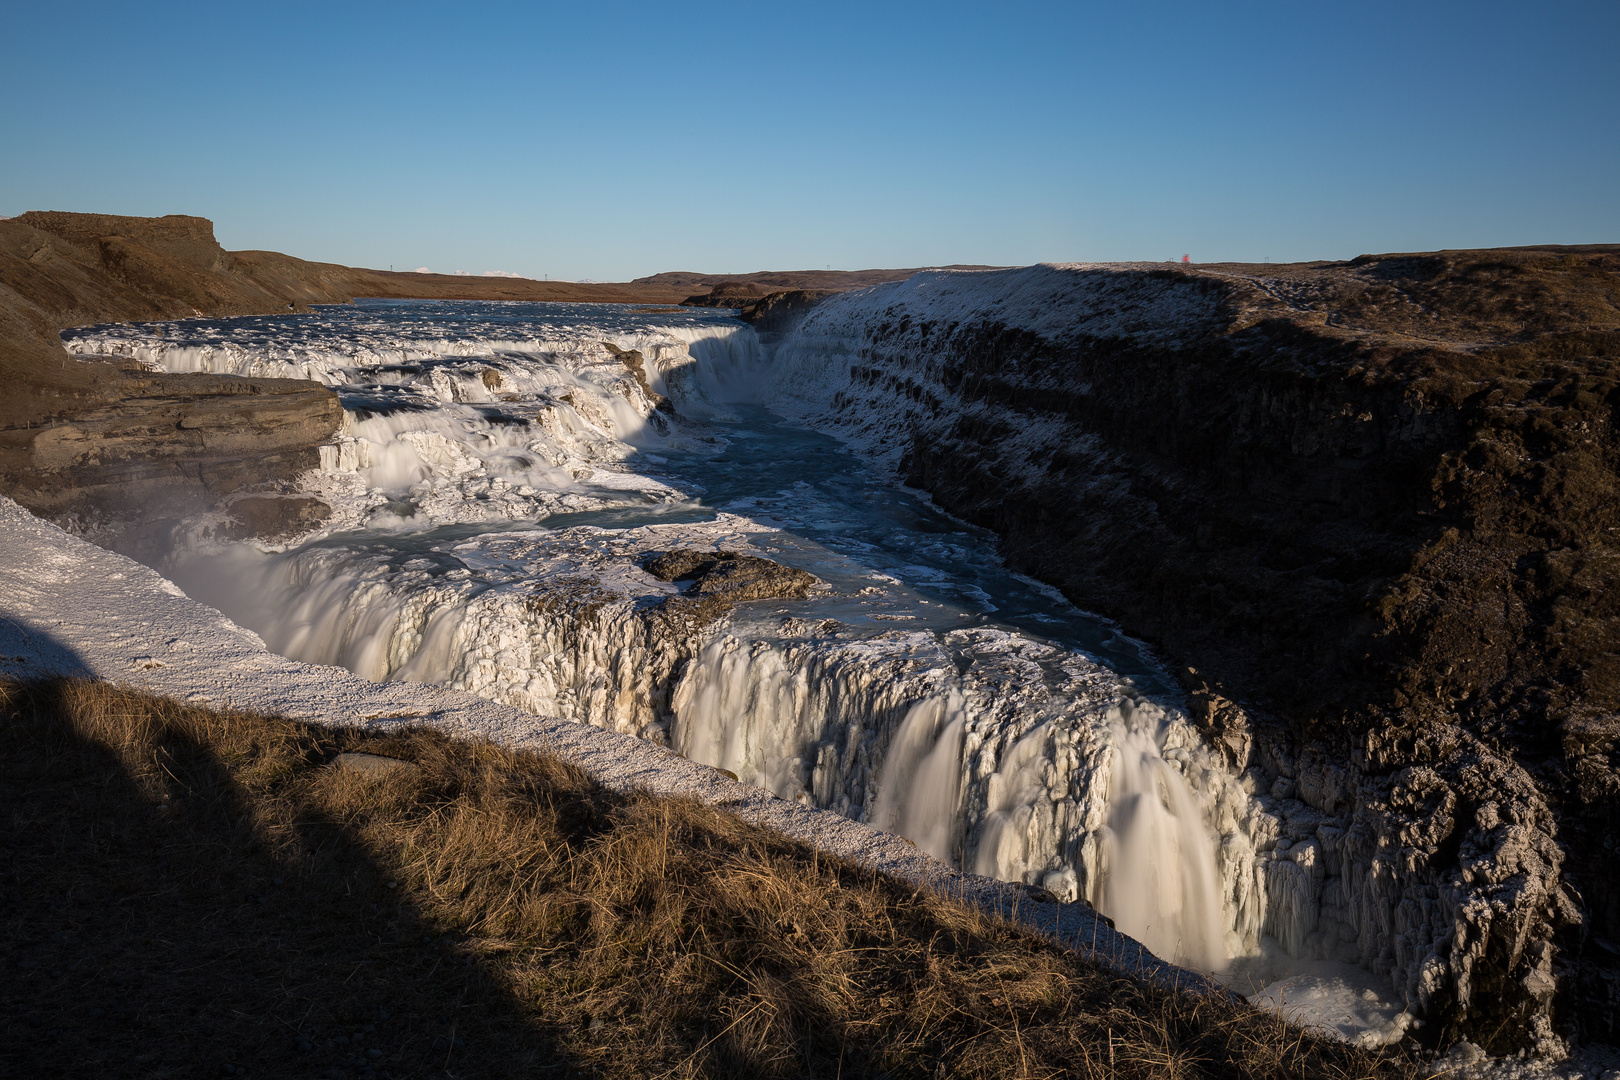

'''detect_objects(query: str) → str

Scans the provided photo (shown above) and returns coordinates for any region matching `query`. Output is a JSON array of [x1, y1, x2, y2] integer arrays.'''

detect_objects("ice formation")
[[61, 296, 1415, 1042], [64, 302, 761, 530]]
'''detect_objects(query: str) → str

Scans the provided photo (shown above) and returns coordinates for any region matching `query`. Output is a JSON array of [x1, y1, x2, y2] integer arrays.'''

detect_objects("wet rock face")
[[770, 253, 1620, 1051], [736, 290, 842, 337], [222, 495, 332, 542], [3, 371, 342, 558], [601, 341, 673, 416], [681, 285, 841, 337], [643, 549, 819, 628]]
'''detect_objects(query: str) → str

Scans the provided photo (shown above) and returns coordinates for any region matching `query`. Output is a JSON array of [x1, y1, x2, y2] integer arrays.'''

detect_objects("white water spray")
[[1093, 700, 1229, 971], [869, 696, 966, 864], [88, 300, 1281, 989]]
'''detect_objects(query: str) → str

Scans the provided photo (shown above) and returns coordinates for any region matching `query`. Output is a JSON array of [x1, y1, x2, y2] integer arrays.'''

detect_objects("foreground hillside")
[[766, 249, 1620, 1050], [0, 677, 1405, 1080]]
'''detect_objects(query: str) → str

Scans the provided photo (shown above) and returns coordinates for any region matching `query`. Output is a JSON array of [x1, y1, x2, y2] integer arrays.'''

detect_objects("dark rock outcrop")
[[682, 284, 842, 337], [736, 289, 842, 336], [681, 280, 776, 306], [601, 341, 673, 416], [644, 549, 818, 628], [781, 250, 1620, 1052], [2, 368, 343, 557]]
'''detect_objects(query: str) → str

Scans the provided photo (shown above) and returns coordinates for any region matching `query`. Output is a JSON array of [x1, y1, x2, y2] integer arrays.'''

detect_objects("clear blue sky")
[[3, 1, 1615, 280]]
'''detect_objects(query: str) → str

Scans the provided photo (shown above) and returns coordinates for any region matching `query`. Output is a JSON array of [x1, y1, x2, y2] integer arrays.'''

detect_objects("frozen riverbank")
[[50, 295, 1424, 1046]]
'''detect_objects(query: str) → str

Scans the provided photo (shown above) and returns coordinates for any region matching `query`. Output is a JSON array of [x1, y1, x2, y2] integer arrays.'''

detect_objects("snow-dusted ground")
[[0, 493, 1189, 992]]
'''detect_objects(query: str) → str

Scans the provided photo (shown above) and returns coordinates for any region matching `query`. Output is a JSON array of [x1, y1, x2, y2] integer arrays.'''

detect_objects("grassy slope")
[[0, 678, 1408, 1080]]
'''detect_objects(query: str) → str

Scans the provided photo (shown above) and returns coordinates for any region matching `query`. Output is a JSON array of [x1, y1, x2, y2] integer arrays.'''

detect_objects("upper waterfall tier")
[[63, 300, 763, 530]]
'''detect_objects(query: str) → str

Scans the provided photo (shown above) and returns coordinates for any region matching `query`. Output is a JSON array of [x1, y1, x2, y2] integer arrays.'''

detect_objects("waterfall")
[[1092, 700, 1229, 971], [667, 630, 1254, 973], [173, 519, 1263, 976], [869, 696, 966, 864], [65, 302, 764, 532], [101, 299, 1277, 982]]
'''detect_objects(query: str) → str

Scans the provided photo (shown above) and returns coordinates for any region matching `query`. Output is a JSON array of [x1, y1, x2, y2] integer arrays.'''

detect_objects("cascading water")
[[63, 298, 1417, 1041], [1093, 700, 1229, 972], [869, 696, 966, 864]]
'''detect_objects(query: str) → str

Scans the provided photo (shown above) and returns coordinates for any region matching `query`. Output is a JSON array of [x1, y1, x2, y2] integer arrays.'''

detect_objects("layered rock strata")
[[4, 369, 343, 557], [764, 251, 1620, 1052]]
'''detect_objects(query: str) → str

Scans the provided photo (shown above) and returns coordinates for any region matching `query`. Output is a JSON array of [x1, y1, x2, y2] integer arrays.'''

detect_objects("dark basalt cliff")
[[684, 284, 844, 337], [787, 251, 1620, 1052]]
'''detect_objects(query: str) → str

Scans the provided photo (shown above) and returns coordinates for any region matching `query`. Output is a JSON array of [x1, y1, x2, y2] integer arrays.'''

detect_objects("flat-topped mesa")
[[762, 250, 1620, 1052], [681, 281, 777, 306]]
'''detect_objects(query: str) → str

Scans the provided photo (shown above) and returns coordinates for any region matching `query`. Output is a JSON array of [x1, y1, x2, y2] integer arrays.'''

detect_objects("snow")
[[1249, 973, 1416, 1049], [0, 493, 1205, 995], [62, 301, 761, 533], [788, 263, 1227, 346]]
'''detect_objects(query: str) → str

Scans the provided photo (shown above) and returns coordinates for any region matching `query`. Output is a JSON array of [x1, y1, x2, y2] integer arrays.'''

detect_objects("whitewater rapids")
[[61, 296, 1417, 1039]]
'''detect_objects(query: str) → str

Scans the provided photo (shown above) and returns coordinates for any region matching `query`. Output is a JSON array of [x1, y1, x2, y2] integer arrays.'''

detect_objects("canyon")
[[760, 256, 1620, 1053], [4, 211, 1618, 1059]]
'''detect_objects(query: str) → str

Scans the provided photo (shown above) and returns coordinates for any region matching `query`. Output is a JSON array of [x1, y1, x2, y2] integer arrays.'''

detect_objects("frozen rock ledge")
[[0, 494, 1212, 997]]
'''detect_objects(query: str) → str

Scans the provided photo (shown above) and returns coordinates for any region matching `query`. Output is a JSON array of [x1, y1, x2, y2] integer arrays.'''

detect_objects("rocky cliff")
[[684, 284, 844, 337], [765, 251, 1620, 1053]]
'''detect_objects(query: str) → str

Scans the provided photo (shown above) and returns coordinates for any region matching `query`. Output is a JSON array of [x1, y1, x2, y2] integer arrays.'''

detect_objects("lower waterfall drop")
[[1092, 700, 1229, 973], [868, 696, 966, 864]]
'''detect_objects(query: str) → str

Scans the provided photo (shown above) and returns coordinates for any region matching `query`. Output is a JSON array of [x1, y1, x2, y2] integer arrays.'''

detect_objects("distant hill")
[[633, 266, 1003, 292]]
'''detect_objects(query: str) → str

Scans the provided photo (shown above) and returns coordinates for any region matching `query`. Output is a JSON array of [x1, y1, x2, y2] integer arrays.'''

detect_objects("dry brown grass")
[[0, 678, 1416, 1079]]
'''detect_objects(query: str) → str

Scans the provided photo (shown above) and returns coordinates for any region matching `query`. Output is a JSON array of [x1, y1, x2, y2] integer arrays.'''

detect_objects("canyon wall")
[[765, 252, 1620, 1052]]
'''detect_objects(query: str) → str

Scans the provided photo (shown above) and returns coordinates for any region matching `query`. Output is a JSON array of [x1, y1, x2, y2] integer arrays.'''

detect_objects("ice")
[[64, 301, 761, 532], [1245, 965, 1416, 1048], [54, 296, 1405, 1040]]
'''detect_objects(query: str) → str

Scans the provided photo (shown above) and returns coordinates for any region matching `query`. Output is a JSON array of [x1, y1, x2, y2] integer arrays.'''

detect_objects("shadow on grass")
[[0, 676, 1419, 1080], [0, 678, 581, 1079]]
